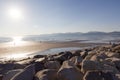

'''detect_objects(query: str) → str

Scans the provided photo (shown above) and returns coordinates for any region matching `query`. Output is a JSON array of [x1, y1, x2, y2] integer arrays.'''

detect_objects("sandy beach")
[[0, 41, 103, 58]]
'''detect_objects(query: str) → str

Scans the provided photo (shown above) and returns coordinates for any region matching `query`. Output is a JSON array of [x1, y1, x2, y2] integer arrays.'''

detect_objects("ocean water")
[[0, 34, 119, 61], [0, 47, 86, 61], [30, 47, 83, 56]]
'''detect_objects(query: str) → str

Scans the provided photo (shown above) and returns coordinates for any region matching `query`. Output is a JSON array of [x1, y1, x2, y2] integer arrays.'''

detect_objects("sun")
[[8, 7, 23, 19]]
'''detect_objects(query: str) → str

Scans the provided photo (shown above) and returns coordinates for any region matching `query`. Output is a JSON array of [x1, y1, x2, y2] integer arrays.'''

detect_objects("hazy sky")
[[0, 0, 120, 36]]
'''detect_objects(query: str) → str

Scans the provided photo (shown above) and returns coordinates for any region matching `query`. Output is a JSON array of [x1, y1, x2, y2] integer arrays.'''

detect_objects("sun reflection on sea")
[[6, 53, 28, 60], [10, 36, 30, 47], [12, 36, 23, 46]]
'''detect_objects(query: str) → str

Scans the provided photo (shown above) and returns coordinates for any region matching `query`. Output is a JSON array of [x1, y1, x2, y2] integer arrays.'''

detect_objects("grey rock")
[[11, 64, 35, 80], [33, 55, 45, 58], [69, 56, 83, 65], [34, 69, 57, 80], [0, 63, 24, 75], [0, 75, 3, 80], [57, 61, 83, 80], [2, 69, 23, 80], [44, 61, 61, 70], [34, 62, 45, 73], [83, 71, 117, 80], [81, 60, 103, 73], [54, 51, 73, 64]]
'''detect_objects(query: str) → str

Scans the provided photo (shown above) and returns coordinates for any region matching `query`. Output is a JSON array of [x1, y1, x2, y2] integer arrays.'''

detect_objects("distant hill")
[[23, 31, 120, 42], [0, 37, 12, 43], [0, 31, 120, 43]]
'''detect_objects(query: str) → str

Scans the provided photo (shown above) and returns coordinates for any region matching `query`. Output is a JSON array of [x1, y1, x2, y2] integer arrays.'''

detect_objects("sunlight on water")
[[12, 36, 23, 46], [5, 53, 28, 60], [10, 36, 30, 47]]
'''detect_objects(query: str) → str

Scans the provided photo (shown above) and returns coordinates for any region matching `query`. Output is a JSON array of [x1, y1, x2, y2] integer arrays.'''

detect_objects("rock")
[[81, 60, 103, 73], [84, 51, 96, 60], [69, 56, 83, 65], [11, 64, 35, 80], [112, 58, 120, 71], [44, 61, 61, 70], [0, 63, 22, 75], [16, 59, 36, 65], [14, 64, 26, 69], [101, 71, 117, 80], [102, 59, 115, 67], [2, 69, 23, 80], [34, 62, 45, 73], [83, 71, 103, 80], [72, 50, 81, 56], [80, 51, 88, 59], [112, 45, 120, 53], [35, 57, 46, 63], [83, 71, 116, 80], [106, 52, 120, 58], [34, 69, 57, 80], [90, 53, 108, 62], [57, 61, 83, 80], [33, 55, 45, 58], [0, 75, 3, 80], [54, 51, 73, 64], [103, 64, 120, 74], [116, 74, 120, 80]]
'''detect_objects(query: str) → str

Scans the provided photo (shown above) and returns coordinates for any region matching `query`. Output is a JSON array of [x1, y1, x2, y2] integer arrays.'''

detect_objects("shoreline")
[[0, 41, 105, 58], [0, 43, 120, 80]]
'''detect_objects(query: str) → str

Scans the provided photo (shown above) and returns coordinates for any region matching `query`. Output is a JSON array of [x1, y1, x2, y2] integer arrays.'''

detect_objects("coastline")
[[0, 43, 120, 80], [0, 41, 104, 59]]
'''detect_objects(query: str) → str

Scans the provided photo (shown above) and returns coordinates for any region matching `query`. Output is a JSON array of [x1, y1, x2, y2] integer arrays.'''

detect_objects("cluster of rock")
[[1, 44, 120, 80]]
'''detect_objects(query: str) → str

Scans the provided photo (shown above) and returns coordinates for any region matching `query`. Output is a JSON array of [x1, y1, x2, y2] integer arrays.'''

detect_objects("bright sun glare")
[[12, 36, 23, 46], [8, 7, 23, 19]]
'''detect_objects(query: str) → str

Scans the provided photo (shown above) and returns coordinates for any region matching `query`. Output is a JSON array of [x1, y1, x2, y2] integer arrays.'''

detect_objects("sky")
[[0, 0, 120, 36]]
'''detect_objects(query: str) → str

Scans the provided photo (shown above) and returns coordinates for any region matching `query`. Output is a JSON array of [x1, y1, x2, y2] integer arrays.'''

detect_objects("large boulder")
[[83, 71, 102, 80], [69, 56, 83, 65], [81, 60, 103, 73], [34, 62, 45, 73], [102, 59, 115, 67], [53, 51, 73, 64], [112, 58, 120, 71], [16, 59, 36, 65], [13, 64, 25, 69], [106, 52, 120, 58], [11, 64, 35, 80], [116, 74, 120, 80], [44, 61, 61, 70], [80, 51, 88, 59], [112, 45, 120, 53], [34, 69, 57, 80], [57, 61, 83, 80], [84, 51, 96, 60], [0, 75, 3, 80], [33, 55, 45, 58], [72, 50, 82, 56], [83, 71, 117, 80], [2, 69, 23, 80], [90, 53, 108, 62], [103, 64, 120, 74], [0, 63, 24, 75]]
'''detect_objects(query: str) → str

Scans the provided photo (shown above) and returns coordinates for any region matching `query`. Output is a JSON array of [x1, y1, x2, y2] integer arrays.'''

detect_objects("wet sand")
[[0, 41, 104, 57]]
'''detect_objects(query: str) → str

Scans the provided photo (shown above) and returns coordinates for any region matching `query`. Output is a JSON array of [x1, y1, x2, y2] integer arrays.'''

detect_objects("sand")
[[0, 41, 104, 57]]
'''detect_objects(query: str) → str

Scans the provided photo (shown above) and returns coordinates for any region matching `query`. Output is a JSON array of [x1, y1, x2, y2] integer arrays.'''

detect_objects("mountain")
[[0, 31, 120, 43], [0, 37, 12, 43], [23, 31, 120, 42]]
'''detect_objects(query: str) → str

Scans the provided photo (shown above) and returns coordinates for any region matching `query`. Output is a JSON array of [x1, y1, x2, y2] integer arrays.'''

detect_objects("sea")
[[0, 35, 119, 61]]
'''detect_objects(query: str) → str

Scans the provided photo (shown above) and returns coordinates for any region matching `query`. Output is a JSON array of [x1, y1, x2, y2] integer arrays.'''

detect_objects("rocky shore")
[[0, 44, 120, 80]]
